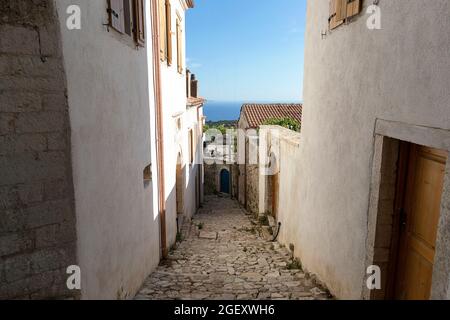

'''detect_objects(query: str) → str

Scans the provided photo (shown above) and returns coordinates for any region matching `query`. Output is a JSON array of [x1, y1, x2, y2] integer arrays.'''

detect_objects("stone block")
[[3, 254, 32, 282], [15, 111, 65, 134], [0, 55, 62, 78], [38, 25, 61, 58], [43, 179, 70, 201], [0, 134, 47, 155], [0, 76, 64, 92], [0, 185, 19, 210], [0, 270, 57, 299], [17, 182, 44, 205], [0, 92, 41, 112], [25, 199, 74, 229], [0, 152, 67, 185], [0, 233, 33, 257], [35, 221, 76, 249], [47, 132, 67, 151], [0, 113, 15, 135], [198, 231, 217, 240], [0, 25, 40, 55], [41, 93, 68, 111], [0, 209, 26, 233], [29, 249, 63, 274]]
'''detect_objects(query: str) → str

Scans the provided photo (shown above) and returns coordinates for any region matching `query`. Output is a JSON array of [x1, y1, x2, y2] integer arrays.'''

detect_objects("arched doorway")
[[220, 169, 230, 194]]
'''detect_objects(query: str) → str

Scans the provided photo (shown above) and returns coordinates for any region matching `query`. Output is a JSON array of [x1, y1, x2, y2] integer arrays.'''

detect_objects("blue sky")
[[186, 0, 307, 102]]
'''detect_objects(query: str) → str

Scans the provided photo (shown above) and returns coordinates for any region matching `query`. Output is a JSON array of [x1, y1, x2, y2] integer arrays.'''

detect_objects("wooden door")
[[394, 145, 447, 300]]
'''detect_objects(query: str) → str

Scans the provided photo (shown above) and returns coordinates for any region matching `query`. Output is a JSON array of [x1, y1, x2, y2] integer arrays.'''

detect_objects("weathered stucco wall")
[[55, 0, 159, 299], [0, 0, 78, 299], [295, 0, 450, 298]]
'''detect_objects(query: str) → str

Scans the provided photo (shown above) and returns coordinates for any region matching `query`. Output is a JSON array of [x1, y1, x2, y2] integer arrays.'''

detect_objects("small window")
[[159, 0, 172, 64], [134, 0, 146, 46], [143, 164, 152, 187], [158, 0, 167, 60], [176, 18, 183, 74], [328, 0, 362, 30], [166, 0, 172, 65], [108, 0, 146, 47]]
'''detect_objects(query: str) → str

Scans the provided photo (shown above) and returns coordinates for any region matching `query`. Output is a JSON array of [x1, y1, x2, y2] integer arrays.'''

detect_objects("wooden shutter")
[[176, 19, 183, 74], [335, 0, 348, 22], [158, 0, 167, 60], [347, 0, 362, 18], [109, 0, 125, 33], [134, 0, 145, 46], [123, 0, 132, 36], [166, 0, 172, 65], [329, 0, 345, 30]]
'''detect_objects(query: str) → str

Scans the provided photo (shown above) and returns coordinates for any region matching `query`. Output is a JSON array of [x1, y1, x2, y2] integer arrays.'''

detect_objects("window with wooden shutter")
[[166, 0, 172, 65], [134, 0, 145, 46], [346, 0, 362, 19], [123, 0, 132, 36], [159, 0, 167, 60], [176, 18, 183, 74], [335, 0, 348, 22], [329, 0, 363, 30], [109, 0, 125, 33]]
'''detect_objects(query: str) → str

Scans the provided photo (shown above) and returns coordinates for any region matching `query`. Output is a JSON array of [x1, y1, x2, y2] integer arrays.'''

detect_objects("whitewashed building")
[[277, 0, 450, 300], [156, 0, 204, 255], [0, 0, 203, 299]]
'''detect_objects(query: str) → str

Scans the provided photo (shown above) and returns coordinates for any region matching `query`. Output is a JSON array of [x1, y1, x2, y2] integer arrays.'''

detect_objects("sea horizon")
[[203, 99, 303, 122]]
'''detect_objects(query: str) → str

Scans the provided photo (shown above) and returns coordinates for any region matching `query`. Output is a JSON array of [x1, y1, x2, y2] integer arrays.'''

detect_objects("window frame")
[[108, 0, 146, 47]]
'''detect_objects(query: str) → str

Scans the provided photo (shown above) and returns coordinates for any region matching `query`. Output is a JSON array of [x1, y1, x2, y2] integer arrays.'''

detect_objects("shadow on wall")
[[165, 164, 202, 250]]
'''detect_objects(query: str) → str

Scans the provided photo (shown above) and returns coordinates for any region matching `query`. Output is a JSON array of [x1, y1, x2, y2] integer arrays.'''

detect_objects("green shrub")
[[262, 117, 301, 132]]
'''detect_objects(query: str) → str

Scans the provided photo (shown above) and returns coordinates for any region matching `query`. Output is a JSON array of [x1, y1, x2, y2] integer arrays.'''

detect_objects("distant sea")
[[203, 100, 303, 122], [203, 101, 242, 122]]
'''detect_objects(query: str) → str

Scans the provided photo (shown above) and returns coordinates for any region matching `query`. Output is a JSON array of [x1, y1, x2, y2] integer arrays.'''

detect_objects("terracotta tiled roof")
[[187, 97, 206, 107], [240, 103, 303, 128]]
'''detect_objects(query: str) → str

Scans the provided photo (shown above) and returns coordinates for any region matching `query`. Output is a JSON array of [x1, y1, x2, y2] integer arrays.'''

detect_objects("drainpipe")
[[150, 0, 167, 258]]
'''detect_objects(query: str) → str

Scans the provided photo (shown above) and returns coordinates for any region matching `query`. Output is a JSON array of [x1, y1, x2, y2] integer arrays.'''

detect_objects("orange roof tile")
[[240, 103, 302, 128]]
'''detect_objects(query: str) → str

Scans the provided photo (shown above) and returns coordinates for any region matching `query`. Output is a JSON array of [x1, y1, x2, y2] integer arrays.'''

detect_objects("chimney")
[[186, 69, 191, 98], [190, 74, 198, 98]]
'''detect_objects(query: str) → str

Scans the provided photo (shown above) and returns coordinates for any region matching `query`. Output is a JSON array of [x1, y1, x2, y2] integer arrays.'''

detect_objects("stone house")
[[237, 103, 302, 216], [0, 0, 202, 299], [277, 0, 450, 299]]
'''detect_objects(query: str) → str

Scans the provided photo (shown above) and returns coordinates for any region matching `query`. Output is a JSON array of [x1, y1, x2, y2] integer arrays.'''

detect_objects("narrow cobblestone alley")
[[135, 196, 331, 300]]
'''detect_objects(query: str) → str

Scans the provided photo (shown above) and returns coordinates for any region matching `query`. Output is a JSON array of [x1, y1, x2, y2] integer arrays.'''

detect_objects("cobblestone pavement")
[[135, 195, 331, 300]]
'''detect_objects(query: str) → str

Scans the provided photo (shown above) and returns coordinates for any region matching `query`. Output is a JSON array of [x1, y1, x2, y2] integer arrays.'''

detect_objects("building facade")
[[237, 103, 302, 216], [0, 0, 203, 299], [156, 0, 204, 255], [279, 0, 450, 299]]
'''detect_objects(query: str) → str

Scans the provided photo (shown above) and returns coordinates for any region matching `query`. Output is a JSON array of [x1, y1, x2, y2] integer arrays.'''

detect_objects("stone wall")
[[204, 164, 217, 195], [204, 163, 238, 198], [245, 135, 259, 216], [0, 0, 78, 299], [368, 136, 400, 300]]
